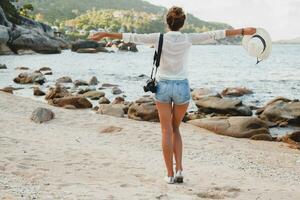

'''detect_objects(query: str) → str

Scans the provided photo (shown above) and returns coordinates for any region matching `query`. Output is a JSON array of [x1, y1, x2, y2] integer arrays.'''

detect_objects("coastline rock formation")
[[189, 116, 272, 140], [128, 97, 159, 122], [0, 6, 69, 55], [256, 97, 300, 126]]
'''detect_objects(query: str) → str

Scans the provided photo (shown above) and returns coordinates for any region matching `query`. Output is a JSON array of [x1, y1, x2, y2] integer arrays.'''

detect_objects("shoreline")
[[0, 92, 300, 199]]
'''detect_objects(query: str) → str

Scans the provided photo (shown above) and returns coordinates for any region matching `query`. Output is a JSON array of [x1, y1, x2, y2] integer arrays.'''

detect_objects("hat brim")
[[242, 28, 272, 60]]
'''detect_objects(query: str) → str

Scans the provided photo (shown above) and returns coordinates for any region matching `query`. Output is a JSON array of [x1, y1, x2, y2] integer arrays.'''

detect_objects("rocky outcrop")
[[56, 76, 73, 84], [256, 97, 300, 126], [191, 88, 220, 100], [0, 64, 7, 69], [81, 91, 105, 100], [45, 85, 70, 100], [194, 96, 252, 116], [49, 96, 92, 109], [112, 87, 123, 95], [13, 72, 46, 85], [221, 87, 253, 97], [99, 97, 110, 104], [118, 42, 138, 52], [97, 104, 125, 118], [128, 97, 159, 122], [71, 40, 111, 53], [0, 6, 69, 55], [278, 131, 300, 149], [89, 76, 99, 85], [31, 107, 54, 123], [33, 87, 46, 96], [188, 116, 272, 140]]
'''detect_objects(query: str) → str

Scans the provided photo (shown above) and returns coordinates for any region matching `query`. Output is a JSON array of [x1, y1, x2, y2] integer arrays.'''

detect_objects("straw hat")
[[242, 28, 272, 63]]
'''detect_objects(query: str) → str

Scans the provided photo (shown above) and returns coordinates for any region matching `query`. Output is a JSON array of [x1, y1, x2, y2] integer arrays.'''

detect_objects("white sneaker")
[[164, 176, 175, 184], [174, 170, 184, 183]]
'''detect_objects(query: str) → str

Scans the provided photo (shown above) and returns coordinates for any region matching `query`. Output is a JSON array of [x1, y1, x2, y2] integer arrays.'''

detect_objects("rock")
[[56, 76, 73, 84], [43, 71, 53, 75], [77, 87, 95, 94], [183, 112, 205, 122], [13, 72, 46, 85], [49, 96, 92, 109], [71, 40, 101, 52], [74, 80, 89, 87], [194, 96, 252, 116], [99, 97, 110, 104], [97, 104, 125, 118], [128, 97, 159, 122], [39, 67, 52, 71], [112, 96, 125, 104], [188, 116, 271, 139], [256, 97, 300, 126], [63, 105, 77, 109], [112, 87, 123, 95], [45, 85, 70, 100], [0, 64, 7, 69], [250, 134, 274, 141], [221, 87, 253, 97], [33, 87, 46, 96], [31, 107, 54, 123], [82, 91, 105, 100], [278, 131, 300, 150], [0, 87, 13, 94], [89, 76, 99, 85], [8, 25, 63, 54], [15, 66, 29, 70], [118, 42, 138, 52], [191, 88, 220, 100], [76, 48, 98, 53], [102, 83, 119, 88]]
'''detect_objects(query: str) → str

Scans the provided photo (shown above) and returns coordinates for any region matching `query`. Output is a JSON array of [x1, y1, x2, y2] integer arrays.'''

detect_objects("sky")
[[145, 0, 300, 40]]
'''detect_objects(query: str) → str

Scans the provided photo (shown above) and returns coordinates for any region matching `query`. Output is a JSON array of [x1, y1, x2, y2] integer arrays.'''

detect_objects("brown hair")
[[166, 6, 186, 31]]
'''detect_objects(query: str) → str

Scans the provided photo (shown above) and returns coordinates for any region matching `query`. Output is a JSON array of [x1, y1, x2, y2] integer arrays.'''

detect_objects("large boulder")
[[45, 85, 70, 100], [0, 64, 7, 69], [256, 97, 300, 126], [49, 96, 92, 109], [56, 76, 73, 84], [13, 72, 46, 85], [128, 97, 159, 122], [97, 104, 125, 118], [188, 116, 272, 140], [194, 96, 252, 116], [31, 107, 54, 123], [191, 88, 220, 100], [0, 25, 9, 43], [221, 87, 253, 97], [71, 40, 106, 51], [82, 91, 105, 100]]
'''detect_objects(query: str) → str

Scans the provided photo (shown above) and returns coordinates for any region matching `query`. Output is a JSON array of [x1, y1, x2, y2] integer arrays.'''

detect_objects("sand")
[[0, 92, 300, 200]]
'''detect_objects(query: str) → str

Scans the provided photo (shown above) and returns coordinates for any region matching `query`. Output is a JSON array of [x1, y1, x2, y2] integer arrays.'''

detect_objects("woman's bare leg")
[[156, 101, 174, 177], [172, 103, 189, 172]]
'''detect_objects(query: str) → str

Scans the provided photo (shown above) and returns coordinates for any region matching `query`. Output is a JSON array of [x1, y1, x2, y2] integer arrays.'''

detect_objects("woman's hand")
[[88, 32, 107, 41], [243, 27, 256, 35]]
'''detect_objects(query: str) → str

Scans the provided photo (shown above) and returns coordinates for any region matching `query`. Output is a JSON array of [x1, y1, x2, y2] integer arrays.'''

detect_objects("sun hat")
[[242, 28, 272, 64]]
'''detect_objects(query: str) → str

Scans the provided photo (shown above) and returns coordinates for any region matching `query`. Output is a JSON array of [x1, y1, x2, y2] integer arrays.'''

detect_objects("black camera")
[[143, 79, 157, 93]]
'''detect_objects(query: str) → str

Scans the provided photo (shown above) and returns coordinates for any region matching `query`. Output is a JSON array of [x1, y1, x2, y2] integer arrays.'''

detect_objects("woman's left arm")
[[226, 27, 256, 37]]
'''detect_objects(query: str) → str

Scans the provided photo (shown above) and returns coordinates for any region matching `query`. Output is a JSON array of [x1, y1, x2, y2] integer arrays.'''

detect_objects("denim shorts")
[[155, 79, 191, 105]]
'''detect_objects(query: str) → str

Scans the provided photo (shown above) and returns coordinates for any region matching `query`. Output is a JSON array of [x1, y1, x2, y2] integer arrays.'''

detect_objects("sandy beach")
[[0, 91, 300, 200]]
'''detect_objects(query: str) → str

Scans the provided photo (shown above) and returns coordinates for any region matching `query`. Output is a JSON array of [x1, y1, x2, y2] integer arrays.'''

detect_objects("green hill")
[[19, 0, 165, 23]]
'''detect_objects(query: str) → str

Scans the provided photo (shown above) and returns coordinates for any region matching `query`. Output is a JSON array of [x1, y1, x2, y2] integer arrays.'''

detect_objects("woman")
[[90, 6, 256, 184]]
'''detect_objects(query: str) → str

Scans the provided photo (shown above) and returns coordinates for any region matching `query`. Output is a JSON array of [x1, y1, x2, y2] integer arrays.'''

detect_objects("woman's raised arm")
[[89, 32, 159, 45], [89, 32, 122, 41], [226, 27, 256, 37]]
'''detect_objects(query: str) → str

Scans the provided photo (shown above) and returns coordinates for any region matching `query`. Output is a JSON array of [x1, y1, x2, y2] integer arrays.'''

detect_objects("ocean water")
[[1, 45, 300, 135]]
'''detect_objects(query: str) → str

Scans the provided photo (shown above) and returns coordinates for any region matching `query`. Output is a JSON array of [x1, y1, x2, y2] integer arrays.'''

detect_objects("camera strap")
[[150, 33, 164, 81]]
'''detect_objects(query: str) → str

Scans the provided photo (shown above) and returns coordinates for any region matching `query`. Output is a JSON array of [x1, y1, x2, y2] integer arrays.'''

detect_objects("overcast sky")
[[145, 0, 300, 40]]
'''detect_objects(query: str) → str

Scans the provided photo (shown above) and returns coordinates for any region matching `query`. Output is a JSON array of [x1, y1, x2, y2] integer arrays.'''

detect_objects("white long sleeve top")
[[123, 30, 226, 80]]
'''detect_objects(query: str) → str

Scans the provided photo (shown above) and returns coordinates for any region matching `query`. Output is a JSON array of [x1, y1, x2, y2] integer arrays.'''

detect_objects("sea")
[[1, 44, 300, 135]]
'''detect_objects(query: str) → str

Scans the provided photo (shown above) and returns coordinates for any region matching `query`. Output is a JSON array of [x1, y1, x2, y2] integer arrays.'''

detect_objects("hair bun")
[[168, 6, 185, 19]]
